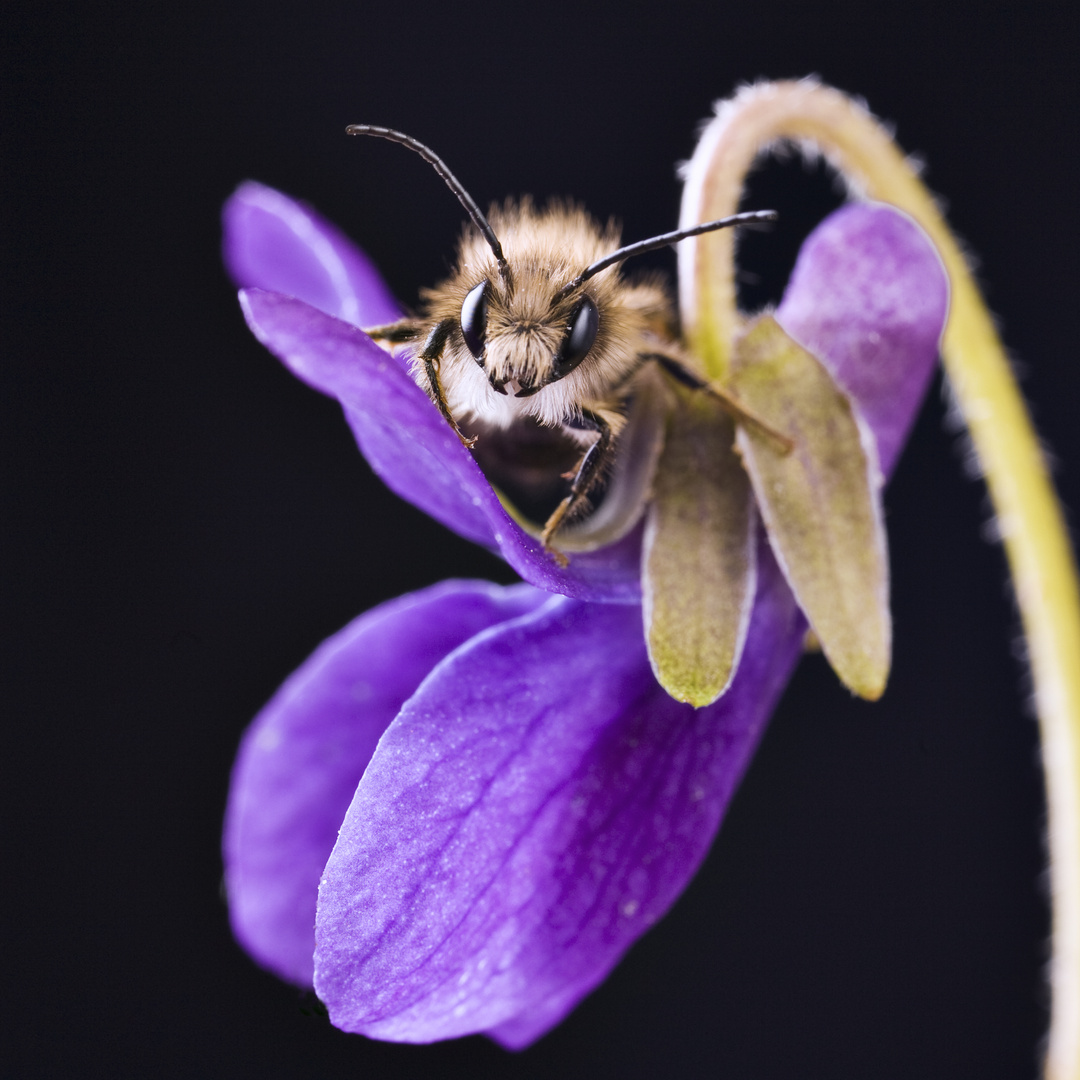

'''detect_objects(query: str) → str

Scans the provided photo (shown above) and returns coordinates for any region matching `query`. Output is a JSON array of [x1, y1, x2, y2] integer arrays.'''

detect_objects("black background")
[[4, 0, 1077, 1077]]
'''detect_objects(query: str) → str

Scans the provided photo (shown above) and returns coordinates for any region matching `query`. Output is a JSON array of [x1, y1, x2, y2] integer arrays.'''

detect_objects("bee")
[[347, 126, 779, 556]]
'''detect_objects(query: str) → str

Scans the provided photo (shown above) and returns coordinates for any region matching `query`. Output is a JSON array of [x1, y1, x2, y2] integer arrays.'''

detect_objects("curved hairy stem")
[[679, 80, 1080, 1080]]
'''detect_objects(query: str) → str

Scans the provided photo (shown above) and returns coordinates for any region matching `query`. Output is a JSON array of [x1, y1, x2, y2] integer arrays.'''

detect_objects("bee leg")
[[363, 319, 423, 343], [540, 409, 612, 551], [418, 319, 477, 449], [647, 352, 794, 453]]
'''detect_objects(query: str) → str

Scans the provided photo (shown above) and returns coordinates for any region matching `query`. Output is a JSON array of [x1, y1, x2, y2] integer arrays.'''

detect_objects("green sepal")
[[729, 315, 891, 700], [643, 387, 756, 707]]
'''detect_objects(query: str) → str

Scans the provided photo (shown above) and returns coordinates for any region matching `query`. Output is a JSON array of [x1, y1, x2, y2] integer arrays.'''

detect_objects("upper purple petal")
[[223, 181, 402, 328], [238, 288, 643, 602], [223, 579, 549, 986], [312, 543, 805, 1045], [776, 201, 949, 476]]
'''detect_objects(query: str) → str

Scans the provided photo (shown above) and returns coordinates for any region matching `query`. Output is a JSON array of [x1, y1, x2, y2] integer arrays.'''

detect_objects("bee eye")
[[553, 297, 599, 380], [460, 281, 489, 361]]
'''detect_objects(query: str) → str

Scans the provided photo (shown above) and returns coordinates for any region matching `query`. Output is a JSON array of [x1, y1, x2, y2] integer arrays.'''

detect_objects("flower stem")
[[680, 80, 1080, 1080]]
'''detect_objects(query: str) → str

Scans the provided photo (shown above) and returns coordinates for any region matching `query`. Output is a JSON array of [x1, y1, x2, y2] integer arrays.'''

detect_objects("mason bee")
[[348, 126, 779, 556]]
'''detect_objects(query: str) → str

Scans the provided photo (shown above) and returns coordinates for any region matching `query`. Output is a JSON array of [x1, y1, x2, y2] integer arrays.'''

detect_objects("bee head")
[[444, 197, 775, 401]]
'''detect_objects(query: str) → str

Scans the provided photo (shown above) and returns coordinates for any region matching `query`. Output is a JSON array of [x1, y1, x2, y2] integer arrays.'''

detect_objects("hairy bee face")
[[418, 199, 673, 429]]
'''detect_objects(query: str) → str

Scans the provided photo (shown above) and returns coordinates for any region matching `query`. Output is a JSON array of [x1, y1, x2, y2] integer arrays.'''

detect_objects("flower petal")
[[223, 181, 402, 328], [223, 579, 549, 986], [643, 391, 756, 706], [239, 288, 643, 602], [313, 545, 805, 1046], [776, 201, 949, 476], [731, 315, 890, 699]]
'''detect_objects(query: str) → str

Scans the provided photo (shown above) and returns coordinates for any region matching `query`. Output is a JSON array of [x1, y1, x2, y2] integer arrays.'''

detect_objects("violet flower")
[[222, 181, 947, 1046]]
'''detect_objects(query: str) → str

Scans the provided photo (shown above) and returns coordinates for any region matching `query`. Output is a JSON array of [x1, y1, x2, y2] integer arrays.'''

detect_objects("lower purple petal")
[[776, 202, 949, 475], [313, 541, 805, 1045], [239, 289, 643, 602], [223, 580, 549, 986], [223, 181, 402, 328]]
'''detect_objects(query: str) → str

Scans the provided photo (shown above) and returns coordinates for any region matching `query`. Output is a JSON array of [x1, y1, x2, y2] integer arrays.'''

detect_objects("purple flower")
[[222, 180, 947, 1046]]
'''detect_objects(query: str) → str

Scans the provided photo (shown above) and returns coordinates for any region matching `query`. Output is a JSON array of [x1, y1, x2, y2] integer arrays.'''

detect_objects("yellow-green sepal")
[[729, 314, 891, 700], [643, 388, 756, 707]]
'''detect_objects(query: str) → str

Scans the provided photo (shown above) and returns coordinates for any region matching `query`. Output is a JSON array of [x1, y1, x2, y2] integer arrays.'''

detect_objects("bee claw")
[[540, 496, 573, 556], [540, 526, 570, 567]]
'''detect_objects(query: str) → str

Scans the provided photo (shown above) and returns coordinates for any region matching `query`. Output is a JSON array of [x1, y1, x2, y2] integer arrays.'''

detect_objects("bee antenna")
[[557, 211, 778, 296], [346, 124, 513, 289]]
